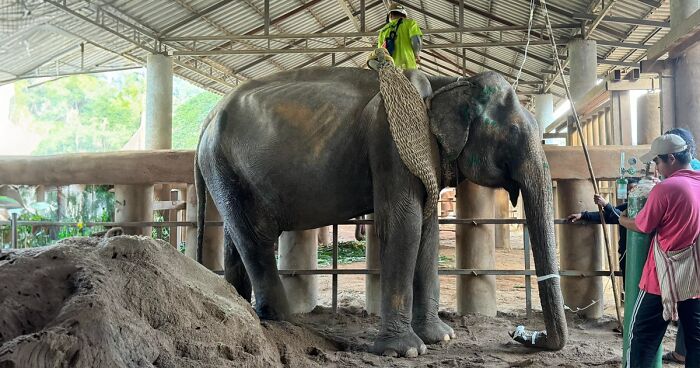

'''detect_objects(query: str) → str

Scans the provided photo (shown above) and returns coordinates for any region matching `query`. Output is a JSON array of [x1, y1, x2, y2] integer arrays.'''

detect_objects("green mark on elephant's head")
[[484, 117, 497, 126], [478, 85, 501, 103], [543, 162, 550, 171]]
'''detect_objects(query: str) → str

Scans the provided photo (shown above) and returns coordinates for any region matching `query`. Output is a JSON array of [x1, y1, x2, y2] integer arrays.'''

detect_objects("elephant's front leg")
[[371, 199, 426, 358], [411, 215, 455, 343]]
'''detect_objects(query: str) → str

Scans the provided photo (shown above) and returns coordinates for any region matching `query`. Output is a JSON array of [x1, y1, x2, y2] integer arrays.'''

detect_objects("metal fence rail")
[[0, 217, 619, 315]]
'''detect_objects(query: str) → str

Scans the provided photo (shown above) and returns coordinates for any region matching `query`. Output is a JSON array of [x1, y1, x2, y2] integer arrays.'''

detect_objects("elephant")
[[195, 66, 567, 356]]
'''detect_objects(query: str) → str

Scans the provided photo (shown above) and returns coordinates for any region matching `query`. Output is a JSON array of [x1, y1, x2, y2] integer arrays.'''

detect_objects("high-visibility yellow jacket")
[[377, 18, 423, 70]]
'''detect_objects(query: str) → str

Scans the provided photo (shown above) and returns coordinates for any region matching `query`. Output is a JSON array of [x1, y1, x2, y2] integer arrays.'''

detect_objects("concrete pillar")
[[114, 54, 172, 240], [115, 185, 153, 236], [636, 92, 661, 145], [202, 191, 224, 270], [603, 108, 611, 145], [568, 38, 598, 103], [279, 229, 318, 314], [674, 44, 700, 146], [317, 226, 330, 245], [145, 54, 173, 150], [456, 181, 496, 316], [592, 114, 600, 145], [598, 111, 607, 146], [557, 179, 604, 319], [185, 184, 197, 260], [365, 214, 381, 315], [534, 94, 554, 137], [586, 120, 594, 145], [494, 189, 510, 249], [613, 91, 633, 145], [660, 63, 676, 133], [671, 0, 700, 29]]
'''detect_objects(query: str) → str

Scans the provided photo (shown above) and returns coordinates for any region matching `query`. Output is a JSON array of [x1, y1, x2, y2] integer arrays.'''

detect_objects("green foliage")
[[318, 240, 367, 266], [438, 255, 453, 267], [1, 185, 114, 249], [10, 71, 220, 154], [13, 73, 145, 155], [172, 91, 220, 149]]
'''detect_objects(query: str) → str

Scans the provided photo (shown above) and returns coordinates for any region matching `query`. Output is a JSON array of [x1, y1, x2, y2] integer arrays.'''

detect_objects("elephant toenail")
[[382, 349, 398, 357], [405, 347, 418, 358], [419, 344, 427, 355], [443, 334, 451, 341]]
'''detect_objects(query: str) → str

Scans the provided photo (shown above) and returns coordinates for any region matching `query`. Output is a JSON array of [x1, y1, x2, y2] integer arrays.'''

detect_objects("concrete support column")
[[279, 229, 318, 314], [557, 180, 604, 319], [365, 214, 381, 315], [592, 114, 601, 145], [494, 189, 510, 249], [586, 120, 594, 145], [115, 185, 153, 236], [612, 91, 633, 145], [604, 108, 612, 145], [671, 0, 700, 29], [674, 44, 700, 145], [202, 192, 224, 270], [317, 226, 330, 245], [598, 111, 607, 146], [456, 181, 496, 316], [114, 54, 172, 241], [534, 94, 554, 137], [636, 92, 661, 145], [185, 184, 197, 259], [145, 54, 173, 150], [568, 38, 598, 103]]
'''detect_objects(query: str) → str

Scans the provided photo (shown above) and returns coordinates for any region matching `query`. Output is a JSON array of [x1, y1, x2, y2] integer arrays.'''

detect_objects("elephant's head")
[[427, 71, 567, 350]]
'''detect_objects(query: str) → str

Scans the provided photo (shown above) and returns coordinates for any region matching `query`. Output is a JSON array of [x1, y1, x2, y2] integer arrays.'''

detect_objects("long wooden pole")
[[540, 0, 623, 328]]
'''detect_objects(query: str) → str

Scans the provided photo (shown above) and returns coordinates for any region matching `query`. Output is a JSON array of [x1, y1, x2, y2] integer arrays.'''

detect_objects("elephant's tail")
[[195, 153, 206, 264]]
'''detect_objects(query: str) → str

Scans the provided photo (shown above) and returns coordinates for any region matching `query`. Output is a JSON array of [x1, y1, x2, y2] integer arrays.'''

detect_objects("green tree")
[[172, 91, 220, 149], [12, 72, 145, 155]]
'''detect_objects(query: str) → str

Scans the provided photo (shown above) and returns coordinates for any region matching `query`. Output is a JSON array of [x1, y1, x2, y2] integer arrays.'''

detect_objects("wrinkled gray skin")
[[196, 67, 567, 356]]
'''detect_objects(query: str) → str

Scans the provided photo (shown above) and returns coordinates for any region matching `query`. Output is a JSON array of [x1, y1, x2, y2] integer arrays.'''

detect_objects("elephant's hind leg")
[[206, 178, 290, 320], [224, 226, 252, 302], [411, 215, 455, 344], [229, 227, 289, 320]]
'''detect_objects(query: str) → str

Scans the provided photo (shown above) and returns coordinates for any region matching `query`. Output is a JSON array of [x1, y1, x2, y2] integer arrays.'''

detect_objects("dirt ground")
[[1, 227, 681, 367], [293, 224, 681, 367]]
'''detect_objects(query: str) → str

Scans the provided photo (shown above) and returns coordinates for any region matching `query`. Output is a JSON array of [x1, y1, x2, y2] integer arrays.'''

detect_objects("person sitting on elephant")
[[377, 2, 422, 70]]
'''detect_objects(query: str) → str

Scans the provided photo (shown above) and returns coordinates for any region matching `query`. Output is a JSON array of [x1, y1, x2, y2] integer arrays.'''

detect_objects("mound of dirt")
[[0, 236, 332, 368]]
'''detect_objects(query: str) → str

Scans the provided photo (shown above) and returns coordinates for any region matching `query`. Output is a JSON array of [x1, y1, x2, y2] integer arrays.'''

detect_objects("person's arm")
[[411, 35, 422, 61], [581, 210, 600, 223], [408, 19, 423, 62], [619, 213, 643, 233]]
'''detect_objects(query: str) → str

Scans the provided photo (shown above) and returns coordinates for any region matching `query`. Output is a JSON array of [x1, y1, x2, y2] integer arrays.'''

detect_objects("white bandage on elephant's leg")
[[537, 274, 560, 282]]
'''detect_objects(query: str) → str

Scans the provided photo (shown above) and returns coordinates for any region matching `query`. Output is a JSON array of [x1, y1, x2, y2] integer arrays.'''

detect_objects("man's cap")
[[640, 134, 688, 163], [387, 2, 407, 16]]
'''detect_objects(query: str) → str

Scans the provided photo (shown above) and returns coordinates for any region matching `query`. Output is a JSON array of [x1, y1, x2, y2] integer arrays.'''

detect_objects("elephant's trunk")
[[517, 152, 568, 350]]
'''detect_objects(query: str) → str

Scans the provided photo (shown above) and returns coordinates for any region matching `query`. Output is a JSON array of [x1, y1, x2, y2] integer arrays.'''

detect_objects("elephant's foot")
[[371, 329, 427, 358], [412, 319, 455, 344], [255, 302, 288, 321]]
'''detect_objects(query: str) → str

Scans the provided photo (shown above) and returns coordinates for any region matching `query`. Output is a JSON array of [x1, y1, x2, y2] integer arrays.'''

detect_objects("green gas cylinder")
[[622, 178, 661, 367]]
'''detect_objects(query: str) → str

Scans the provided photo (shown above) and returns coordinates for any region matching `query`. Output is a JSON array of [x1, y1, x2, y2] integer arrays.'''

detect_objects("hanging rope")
[[512, 0, 536, 91], [540, 0, 623, 329]]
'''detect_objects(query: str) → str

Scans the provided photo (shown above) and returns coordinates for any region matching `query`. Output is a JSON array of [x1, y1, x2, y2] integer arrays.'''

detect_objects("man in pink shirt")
[[619, 134, 700, 367]]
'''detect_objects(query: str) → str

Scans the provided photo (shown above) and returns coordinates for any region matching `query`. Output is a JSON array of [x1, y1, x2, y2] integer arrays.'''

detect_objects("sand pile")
[[0, 236, 302, 367]]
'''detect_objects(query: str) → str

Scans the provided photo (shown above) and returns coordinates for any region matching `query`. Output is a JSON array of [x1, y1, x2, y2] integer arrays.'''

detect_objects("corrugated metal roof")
[[0, 0, 673, 107]]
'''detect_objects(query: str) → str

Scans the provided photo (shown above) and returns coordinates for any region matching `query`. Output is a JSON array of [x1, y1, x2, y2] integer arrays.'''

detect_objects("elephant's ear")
[[427, 80, 473, 161]]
